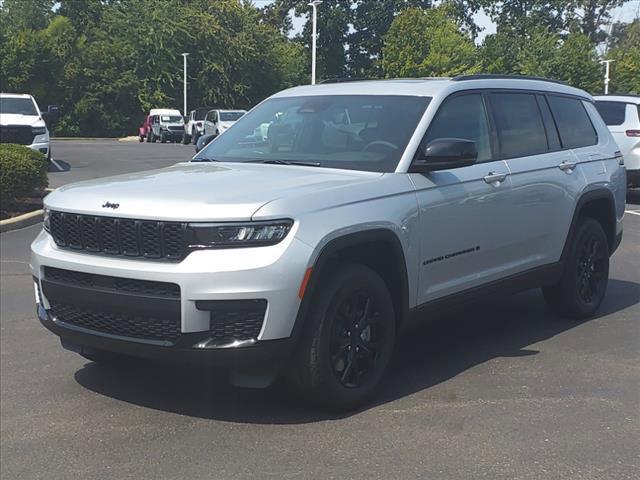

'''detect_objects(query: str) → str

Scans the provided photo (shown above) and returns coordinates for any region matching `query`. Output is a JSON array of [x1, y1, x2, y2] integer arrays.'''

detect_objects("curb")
[[52, 137, 120, 141], [0, 209, 44, 233]]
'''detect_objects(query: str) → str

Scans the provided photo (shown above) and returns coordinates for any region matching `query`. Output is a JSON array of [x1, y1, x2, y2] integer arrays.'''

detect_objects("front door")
[[411, 92, 515, 304]]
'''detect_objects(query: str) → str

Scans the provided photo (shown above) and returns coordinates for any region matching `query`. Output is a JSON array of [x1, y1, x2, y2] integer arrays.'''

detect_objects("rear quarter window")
[[595, 101, 627, 126], [547, 95, 597, 148]]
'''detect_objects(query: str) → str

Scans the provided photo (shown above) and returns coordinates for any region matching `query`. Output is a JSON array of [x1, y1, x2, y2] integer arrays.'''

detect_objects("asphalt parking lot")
[[1, 141, 639, 479]]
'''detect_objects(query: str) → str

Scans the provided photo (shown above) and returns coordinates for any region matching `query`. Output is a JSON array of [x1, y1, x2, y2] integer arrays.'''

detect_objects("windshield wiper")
[[255, 159, 321, 167]]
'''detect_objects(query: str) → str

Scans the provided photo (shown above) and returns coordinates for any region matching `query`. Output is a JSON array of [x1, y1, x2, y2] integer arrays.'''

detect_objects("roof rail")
[[452, 74, 568, 86], [318, 77, 371, 84]]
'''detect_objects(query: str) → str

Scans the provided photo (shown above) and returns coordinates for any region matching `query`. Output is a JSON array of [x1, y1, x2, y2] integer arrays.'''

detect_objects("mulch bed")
[[1, 193, 45, 221]]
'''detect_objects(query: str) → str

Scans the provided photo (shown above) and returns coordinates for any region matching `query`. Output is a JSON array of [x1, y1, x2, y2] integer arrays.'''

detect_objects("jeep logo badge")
[[102, 201, 120, 209]]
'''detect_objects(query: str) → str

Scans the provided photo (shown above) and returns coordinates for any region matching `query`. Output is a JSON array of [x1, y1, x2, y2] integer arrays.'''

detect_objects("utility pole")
[[181, 53, 189, 116], [601, 59, 614, 95], [308, 1, 322, 85]]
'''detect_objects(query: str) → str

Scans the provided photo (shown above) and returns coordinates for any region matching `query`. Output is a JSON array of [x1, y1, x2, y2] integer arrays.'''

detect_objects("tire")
[[151, 132, 157, 143], [543, 218, 609, 319], [288, 264, 396, 412], [192, 131, 200, 145], [139, 135, 144, 143], [182, 132, 191, 145], [146, 131, 152, 143], [160, 132, 167, 143]]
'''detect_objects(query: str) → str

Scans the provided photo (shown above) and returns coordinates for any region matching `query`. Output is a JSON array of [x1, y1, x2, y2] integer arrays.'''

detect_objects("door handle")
[[483, 172, 508, 184], [558, 161, 577, 172]]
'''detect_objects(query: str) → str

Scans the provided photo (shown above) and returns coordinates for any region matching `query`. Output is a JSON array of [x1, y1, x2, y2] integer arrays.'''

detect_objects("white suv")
[[595, 95, 640, 187], [0, 93, 58, 160], [31, 76, 626, 411]]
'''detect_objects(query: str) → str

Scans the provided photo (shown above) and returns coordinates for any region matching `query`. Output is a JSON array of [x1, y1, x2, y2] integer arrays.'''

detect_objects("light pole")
[[308, 1, 322, 85], [601, 59, 614, 95], [181, 53, 189, 116]]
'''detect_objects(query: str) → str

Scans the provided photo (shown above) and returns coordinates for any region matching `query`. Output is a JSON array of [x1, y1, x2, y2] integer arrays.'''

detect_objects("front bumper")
[[37, 303, 296, 386], [31, 227, 313, 340]]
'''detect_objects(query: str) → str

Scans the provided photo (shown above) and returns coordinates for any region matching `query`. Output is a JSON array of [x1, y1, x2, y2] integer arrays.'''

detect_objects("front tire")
[[160, 132, 167, 143], [543, 218, 609, 319], [289, 264, 396, 412]]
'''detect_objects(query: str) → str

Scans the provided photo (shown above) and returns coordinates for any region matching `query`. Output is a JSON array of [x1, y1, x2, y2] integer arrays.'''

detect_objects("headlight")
[[43, 208, 50, 232], [32, 126, 47, 135], [188, 220, 293, 249]]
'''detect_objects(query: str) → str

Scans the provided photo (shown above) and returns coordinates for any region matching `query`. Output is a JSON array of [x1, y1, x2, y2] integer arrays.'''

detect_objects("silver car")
[[31, 75, 626, 411]]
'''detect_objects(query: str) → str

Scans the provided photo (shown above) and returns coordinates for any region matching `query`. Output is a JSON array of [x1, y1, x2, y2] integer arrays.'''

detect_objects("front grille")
[[50, 303, 181, 342], [44, 267, 180, 298], [49, 211, 188, 260], [0, 125, 36, 145], [208, 300, 267, 345]]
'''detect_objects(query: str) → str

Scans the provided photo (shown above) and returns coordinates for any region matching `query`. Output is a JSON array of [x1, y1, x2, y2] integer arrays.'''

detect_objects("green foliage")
[[0, 145, 48, 211], [382, 7, 478, 78], [607, 20, 640, 94], [0, 0, 306, 137]]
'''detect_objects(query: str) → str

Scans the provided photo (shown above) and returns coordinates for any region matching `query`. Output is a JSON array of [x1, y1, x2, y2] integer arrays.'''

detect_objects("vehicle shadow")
[[48, 159, 70, 172], [74, 279, 639, 424], [627, 189, 640, 205]]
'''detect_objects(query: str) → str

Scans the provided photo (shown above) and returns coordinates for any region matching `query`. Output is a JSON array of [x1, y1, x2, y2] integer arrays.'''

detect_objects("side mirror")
[[42, 105, 60, 125], [195, 134, 215, 153], [409, 138, 478, 173]]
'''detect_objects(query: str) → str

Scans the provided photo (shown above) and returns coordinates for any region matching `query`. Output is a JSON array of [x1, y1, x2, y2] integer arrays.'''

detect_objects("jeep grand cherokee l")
[[31, 75, 626, 411]]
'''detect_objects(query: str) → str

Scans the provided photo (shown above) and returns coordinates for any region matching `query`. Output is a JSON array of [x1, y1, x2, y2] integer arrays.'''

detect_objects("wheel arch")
[[291, 228, 410, 339], [561, 188, 617, 261]]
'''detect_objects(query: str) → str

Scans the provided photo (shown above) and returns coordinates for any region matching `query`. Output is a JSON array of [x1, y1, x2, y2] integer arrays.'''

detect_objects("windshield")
[[161, 115, 183, 123], [194, 95, 430, 172], [0, 97, 38, 115], [220, 111, 245, 122]]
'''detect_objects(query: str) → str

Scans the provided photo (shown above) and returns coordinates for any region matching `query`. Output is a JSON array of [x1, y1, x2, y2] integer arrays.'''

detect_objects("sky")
[[252, 0, 640, 44]]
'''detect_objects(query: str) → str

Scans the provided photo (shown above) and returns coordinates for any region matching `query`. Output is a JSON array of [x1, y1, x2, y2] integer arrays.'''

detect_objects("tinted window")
[[547, 96, 597, 148], [195, 95, 431, 173], [595, 101, 627, 126], [536, 95, 561, 151], [423, 94, 492, 162], [491, 93, 548, 158]]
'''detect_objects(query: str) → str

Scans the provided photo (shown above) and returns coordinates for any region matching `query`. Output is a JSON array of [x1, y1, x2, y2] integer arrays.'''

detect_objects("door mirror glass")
[[410, 138, 478, 173]]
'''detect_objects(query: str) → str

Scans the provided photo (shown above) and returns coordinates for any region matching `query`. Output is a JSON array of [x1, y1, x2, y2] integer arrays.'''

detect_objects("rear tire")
[[288, 264, 396, 412], [543, 218, 609, 319]]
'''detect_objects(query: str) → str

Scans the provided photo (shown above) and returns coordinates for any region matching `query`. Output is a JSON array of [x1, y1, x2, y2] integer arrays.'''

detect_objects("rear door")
[[411, 91, 517, 304], [489, 91, 587, 268]]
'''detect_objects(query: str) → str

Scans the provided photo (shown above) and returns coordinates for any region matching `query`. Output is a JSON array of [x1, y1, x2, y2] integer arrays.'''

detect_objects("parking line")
[[50, 157, 64, 172], [625, 210, 640, 216]]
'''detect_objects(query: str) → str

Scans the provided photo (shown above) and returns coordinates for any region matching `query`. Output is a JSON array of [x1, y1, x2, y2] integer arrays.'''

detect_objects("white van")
[[148, 108, 184, 143]]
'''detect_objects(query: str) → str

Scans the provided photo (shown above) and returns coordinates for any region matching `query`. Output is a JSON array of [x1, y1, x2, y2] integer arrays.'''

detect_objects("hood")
[[0, 113, 44, 127], [45, 162, 382, 221]]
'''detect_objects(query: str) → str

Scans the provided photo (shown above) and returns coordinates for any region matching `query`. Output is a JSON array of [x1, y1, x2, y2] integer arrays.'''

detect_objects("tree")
[[349, 0, 433, 77], [607, 20, 640, 94], [382, 6, 478, 78], [469, 0, 631, 43]]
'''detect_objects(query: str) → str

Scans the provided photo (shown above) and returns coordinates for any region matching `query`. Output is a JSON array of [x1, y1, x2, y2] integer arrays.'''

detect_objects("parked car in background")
[[148, 109, 184, 143], [0, 93, 58, 161], [595, 95, 640, 188], [183, 107, 214, 145], [138, 115, 151, 143], [202, 109, 246, 138]]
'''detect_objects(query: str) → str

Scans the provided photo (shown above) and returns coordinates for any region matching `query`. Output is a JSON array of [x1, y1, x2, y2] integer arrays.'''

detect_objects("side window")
[[546, 95, 597, 148], [536, 95, 561, 151], [423, 93, 492, 162], [594, 101, 627, 126], [490, 92, 548, 158]]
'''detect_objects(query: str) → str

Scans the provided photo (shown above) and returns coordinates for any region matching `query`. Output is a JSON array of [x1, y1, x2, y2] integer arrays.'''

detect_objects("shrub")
[[0, 144, 48, 213]]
